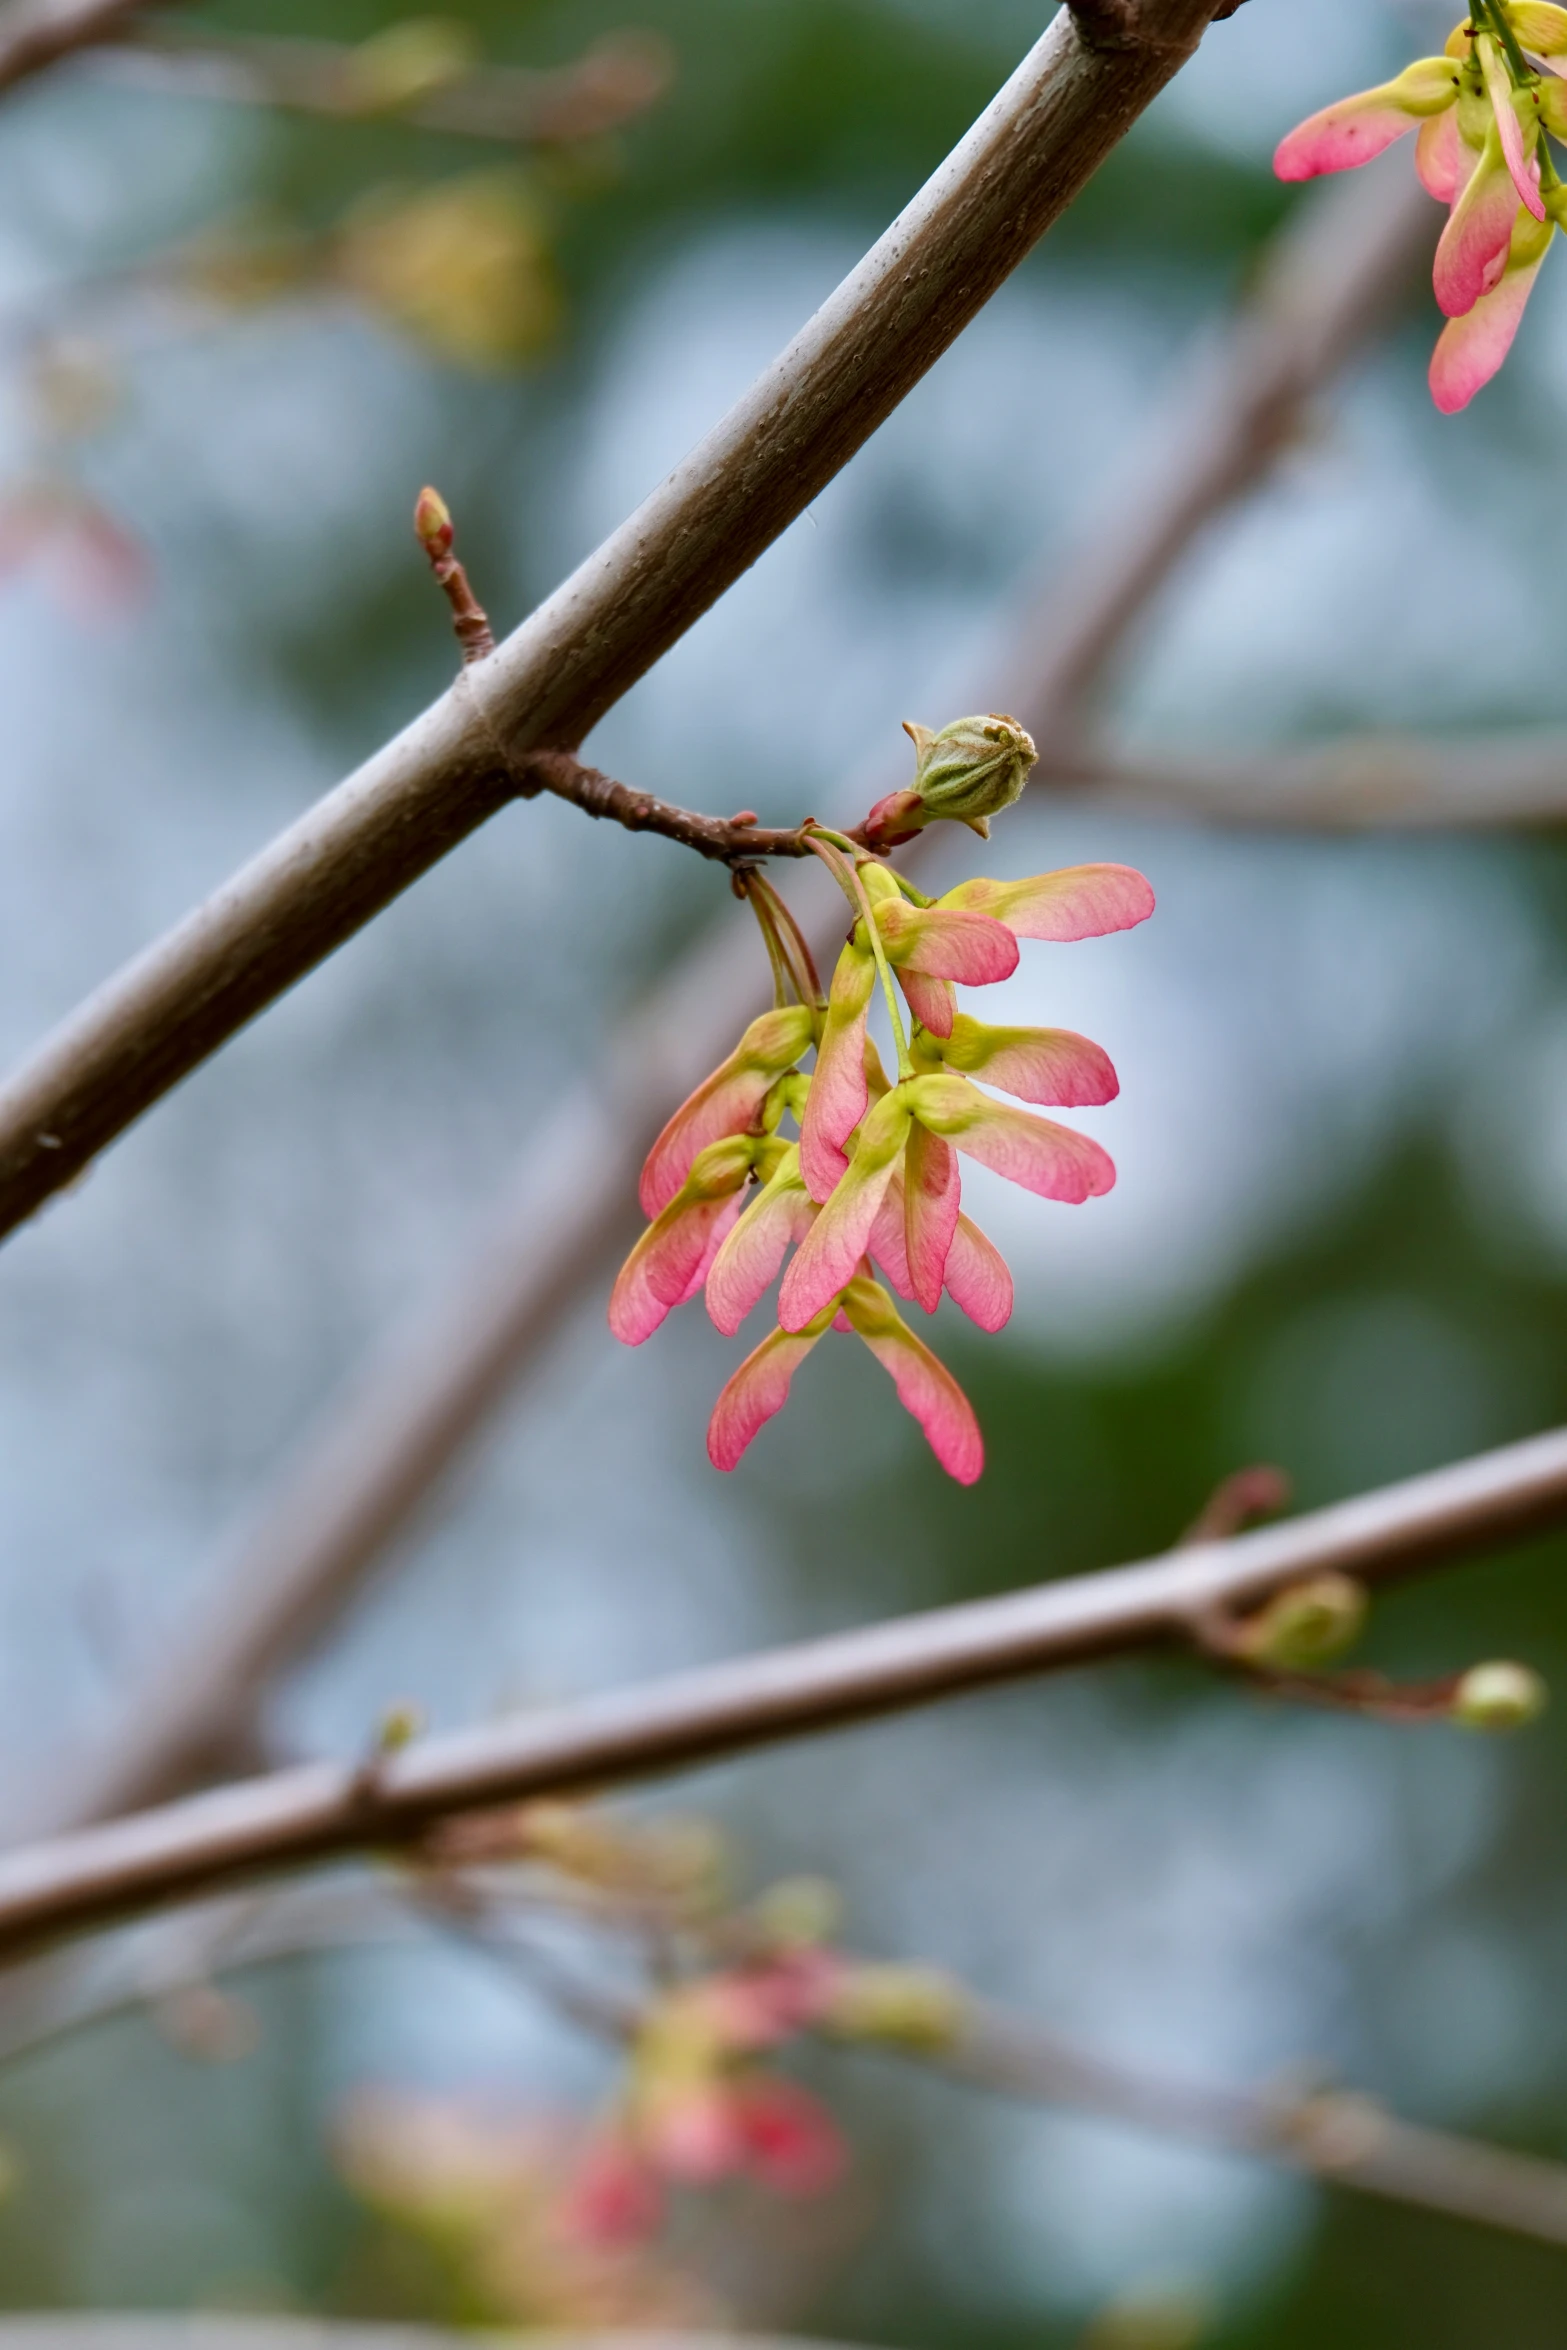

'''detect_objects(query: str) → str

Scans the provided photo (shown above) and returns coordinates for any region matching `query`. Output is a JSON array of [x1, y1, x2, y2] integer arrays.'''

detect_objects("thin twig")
[[18, 165, 1434, 1841], [0, 1423, 1564, 1957], [89, 25, 675, 147], [0, 0, 1226, 1241], [512, 751, 847, 865]]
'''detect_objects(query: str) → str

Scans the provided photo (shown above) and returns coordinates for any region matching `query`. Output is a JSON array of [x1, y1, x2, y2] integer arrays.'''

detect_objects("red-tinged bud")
[[860, 787, 927, 850], [413, 484, 454, 558]]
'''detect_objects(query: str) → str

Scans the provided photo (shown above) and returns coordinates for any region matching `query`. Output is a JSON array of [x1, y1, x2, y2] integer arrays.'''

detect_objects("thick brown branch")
[[3, 1424, 1567, 1957], [0, 0, 1223, 1241]]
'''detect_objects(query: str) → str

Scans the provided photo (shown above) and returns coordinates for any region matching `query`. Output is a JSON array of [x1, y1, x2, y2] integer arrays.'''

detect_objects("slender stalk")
[[806, 833, 914, 1077], [739, 873, 795, 1009], [749, 872, 826, 1009]]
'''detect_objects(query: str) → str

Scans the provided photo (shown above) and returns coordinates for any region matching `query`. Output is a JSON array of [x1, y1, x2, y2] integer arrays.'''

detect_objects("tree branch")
[[21, 166, 1431, 1839], [0, 0, 155, 95], [0, 0, 1223, 1243], [2, 1423, 1566, 1957], [512, 751, 842, 864], [1039, 730, 1567, 828]]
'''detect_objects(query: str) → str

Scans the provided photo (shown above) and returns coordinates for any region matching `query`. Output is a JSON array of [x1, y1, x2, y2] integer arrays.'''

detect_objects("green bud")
[[1451, 1660, 1548, 1731], [826, 1963, 966, 2051], [1233, 1573, 1367, 1669], [377, 1699, 424, 1752], [904, 711, 1037, 834]]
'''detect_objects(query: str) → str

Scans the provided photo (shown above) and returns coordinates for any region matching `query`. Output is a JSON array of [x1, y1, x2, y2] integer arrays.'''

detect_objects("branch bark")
[[0, 0, 1222, 1242], [0, 0, 152, 94], [23, 165, 1432, 1837], [3, 1422, 1567, 1957]]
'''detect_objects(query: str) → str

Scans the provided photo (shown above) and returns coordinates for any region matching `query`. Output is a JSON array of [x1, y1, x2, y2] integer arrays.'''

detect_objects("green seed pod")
[[1451, 1660, 1548, 1730], [1234, 1573, 1367, 1669], [905, 711, 1037, 833]]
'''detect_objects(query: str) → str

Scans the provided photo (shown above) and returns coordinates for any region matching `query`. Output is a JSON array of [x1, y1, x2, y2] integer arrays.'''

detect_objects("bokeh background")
[[0, 0, 1566, 2340]]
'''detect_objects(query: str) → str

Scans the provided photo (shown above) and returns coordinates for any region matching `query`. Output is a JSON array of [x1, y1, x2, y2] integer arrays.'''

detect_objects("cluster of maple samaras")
[[1276, 4, 1567, 411], [608, 727, 1153, 1485]]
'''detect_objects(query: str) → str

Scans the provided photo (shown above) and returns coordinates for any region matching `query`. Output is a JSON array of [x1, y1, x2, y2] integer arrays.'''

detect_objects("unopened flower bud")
[[1233, 1573, 1367, 1669], [906, 711, 1037, 832], [826, 1963, 966, 2050], [1451, 1660, 1547, 1731], [750, 1875, 841, 1949], [376, 1699, 424, 1752], [413, 485, 453, 558]]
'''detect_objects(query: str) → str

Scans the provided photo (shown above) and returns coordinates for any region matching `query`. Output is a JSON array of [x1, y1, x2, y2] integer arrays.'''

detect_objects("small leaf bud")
[[413, 486, 453, 559], [1451, 1660, 1547, 1731], [825, 1963, 966, 2050], [906, 711, 1037, 830], [749, 1874, 841, 1949], [1233, 1573, 1367, 1669]]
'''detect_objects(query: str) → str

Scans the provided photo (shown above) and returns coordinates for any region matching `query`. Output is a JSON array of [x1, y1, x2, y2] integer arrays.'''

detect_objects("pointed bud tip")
[[1451, 1660, 1547, 1730], [413, 485, 453, 554]]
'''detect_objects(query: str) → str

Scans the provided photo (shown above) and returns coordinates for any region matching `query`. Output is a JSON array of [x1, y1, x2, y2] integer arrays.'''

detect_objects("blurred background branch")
[[0, 0, 158, 97]]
